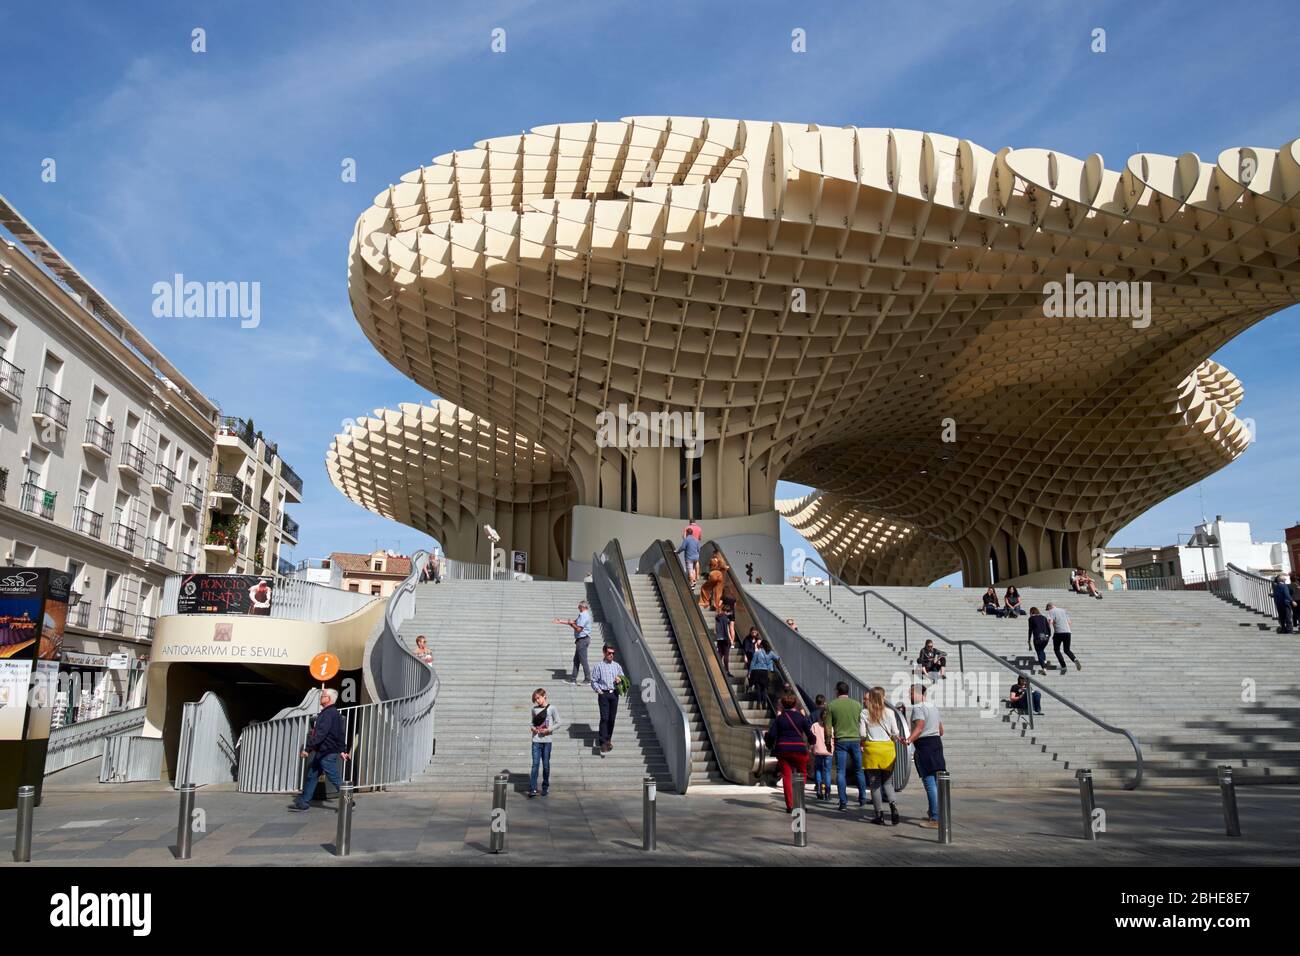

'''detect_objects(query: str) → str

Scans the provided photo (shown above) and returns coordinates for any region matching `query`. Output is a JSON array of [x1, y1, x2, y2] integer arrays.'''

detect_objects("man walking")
[[904, 683, 945, 828], [1045, 602, 1081, 672], [1272, 575, 1295, 634], [826, 681, 868, 811], [1027, 606, 1052, 675], [555, 600, 593, 684], [289, 688, 349, 812], [676, 531, 702, 586], [591, 644, 626, 755]]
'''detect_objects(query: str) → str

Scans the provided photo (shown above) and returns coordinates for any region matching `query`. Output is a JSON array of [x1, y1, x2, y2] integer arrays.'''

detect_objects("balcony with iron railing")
[[119, 441, 150, 478], [0, 467, 8, 503], [112, 523, 137, 553], [258, 498, 270, 520], [19, 479, 56, 520], [281, 461, 303, 498], [217, 415, 255, 449], [99, 606, 127, 633], [277, 556, 295, 576], [33, 384, 71, 430], [180, 550, 198, 573], [146, 537, 170, 564], [138, 615, 157, 642], [151, 462, 177, 495], [68, 601, 91, 629], [281, 513, 299, 541], [72, 504, 104, 539], [211, 472, 246, 506], [183, 482, 204, 511], [0, 355, 23, 404], [82, 418, 115, 458]]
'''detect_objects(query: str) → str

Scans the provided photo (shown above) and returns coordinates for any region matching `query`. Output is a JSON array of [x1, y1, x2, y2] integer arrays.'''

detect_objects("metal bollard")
[[1218, 766, 1241, 837], [936, 771, 952, 844], [335, 782, 356, 856], [489, 772, 508, 854], [1077, 768, 1098, 841], [13, 785, 35, 862], [175, 783, 196, 860], [792, 771, 808, 847], [642, 775, 657, 851]]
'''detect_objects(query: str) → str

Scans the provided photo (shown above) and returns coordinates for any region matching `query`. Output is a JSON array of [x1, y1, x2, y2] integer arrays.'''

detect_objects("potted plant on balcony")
[[207, 512, 247, 554]]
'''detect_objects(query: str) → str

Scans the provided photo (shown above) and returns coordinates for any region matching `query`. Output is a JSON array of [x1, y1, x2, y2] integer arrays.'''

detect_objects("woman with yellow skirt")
[[860, 686, 901, 826]]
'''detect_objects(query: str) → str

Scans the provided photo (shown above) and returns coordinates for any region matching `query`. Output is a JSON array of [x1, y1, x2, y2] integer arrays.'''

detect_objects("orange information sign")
[[309, 652, 340, 682]]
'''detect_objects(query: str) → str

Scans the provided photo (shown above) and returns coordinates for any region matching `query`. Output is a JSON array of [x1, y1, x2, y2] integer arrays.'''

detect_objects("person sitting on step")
[[1007, 675, 1043, 716], [980, 586, 1005, 617], [916, 639, 947, 681]]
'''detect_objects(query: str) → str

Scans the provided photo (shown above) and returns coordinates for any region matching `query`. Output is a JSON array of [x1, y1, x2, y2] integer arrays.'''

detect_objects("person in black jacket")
[[289, 688, 349, 811], [1273, 575, 1295, 634], [1027, 607, 1052, 674]]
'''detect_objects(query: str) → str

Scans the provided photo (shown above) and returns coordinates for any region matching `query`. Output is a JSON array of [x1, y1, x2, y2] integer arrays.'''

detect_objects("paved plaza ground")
[[3, 761, 1297, 867]]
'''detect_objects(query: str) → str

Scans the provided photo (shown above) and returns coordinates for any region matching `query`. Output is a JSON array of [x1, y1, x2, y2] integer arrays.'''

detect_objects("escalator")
[[636, 539, 769, 784]]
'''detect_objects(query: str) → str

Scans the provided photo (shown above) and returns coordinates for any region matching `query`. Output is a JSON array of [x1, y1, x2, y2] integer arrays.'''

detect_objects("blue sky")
[[1, 0, 1297, 578]]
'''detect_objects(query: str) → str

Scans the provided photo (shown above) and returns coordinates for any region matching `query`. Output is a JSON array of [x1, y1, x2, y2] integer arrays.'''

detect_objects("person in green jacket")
[[825, 682, 868, 810]]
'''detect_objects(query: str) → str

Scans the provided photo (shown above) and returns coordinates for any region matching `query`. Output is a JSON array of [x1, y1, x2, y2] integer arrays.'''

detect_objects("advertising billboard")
[[176, 574, 275, 616]]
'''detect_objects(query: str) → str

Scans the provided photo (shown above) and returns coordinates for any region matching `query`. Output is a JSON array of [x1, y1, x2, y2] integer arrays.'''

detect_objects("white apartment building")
[[201, 415, 302, 576], [0, 196, 220, 711], [1120, 516, 1291, 585]]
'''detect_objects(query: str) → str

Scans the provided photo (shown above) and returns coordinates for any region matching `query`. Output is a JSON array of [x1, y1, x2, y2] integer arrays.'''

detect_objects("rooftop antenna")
[[1197, 482, 1208, 526]]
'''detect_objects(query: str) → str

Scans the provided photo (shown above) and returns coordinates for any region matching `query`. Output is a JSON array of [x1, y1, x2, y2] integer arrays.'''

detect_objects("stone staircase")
[[395, 580, 672, 792], [749, 583, 1300, 788], [625, 573, 725, 785]]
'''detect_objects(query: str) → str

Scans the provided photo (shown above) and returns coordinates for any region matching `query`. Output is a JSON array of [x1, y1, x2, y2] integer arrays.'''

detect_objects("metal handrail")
[[594, 539, 692, 792], [1225, 563, 1280, 618], [801, 556, 1144, 789], [639, 539, 763, 783]]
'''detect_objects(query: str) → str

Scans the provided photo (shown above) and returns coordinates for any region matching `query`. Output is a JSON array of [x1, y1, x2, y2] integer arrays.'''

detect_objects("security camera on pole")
[[483, 524, 503, 580]]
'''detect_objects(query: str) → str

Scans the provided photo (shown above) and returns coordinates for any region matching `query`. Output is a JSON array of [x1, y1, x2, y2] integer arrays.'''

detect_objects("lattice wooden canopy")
[[340, 118, 1300, 585]]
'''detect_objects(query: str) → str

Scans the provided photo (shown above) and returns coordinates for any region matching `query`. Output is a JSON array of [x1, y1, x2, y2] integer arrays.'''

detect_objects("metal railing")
[[138, 615, 157, 641], [0, 467, 7, 502], [281, 513, 299, 539], [258, 498, 270, 520], [120, 441, 150, 475], [594, 539, 692, 793], [44, 706, 145, 774], [34, 384, 70, 428], [100, 735, 164, 783], [99, 606, 127, 633], [19, 480, 55, 520], [83, 418, 114, 455], [218, 415, 254, 447], [146, 536, 169, 564], [152, 463, 177, 493], [801, 556, 1144, 789], [1225, 563, 1283, 619], [160, 573, 377, 622], [175, 695, 238, 787], [183, 482, 204, 510], [112, 523, 137, 552], [640, 539, 764, 784], [72, 504, 103, 539], [0, 355, 23, 401], [281, 461, 303, 495], [68, 601, 91, 628], [211, 471, 245, 501], [180, 550, 198, 573], [235, 552, 437, 792]]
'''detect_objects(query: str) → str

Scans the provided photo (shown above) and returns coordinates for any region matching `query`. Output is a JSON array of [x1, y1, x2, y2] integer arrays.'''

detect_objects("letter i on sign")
[[310, 652, 340, 684]]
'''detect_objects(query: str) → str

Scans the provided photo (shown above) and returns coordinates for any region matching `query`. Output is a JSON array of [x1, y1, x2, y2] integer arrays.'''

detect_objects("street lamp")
[[1187, 528, 1220, 589]]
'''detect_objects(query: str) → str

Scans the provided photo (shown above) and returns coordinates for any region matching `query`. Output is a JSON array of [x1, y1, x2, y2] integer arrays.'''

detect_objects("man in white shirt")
[[1044, 602, 1081, 672], [555, 600, 593, 684]]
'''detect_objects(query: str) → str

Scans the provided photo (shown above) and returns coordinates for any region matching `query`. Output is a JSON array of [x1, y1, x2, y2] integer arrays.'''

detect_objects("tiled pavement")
[[4, 762, 1299, 866]]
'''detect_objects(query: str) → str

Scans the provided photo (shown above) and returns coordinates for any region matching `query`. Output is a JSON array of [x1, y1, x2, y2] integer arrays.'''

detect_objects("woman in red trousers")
[[766, 691, 815, 812]]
